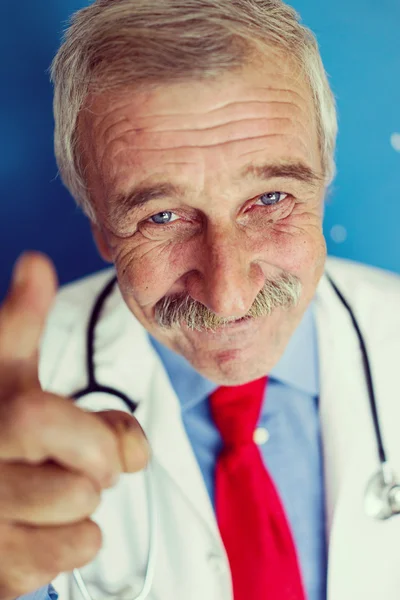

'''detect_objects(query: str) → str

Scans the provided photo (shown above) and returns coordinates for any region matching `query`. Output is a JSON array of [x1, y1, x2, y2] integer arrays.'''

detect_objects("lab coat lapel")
[[50, 284, 224, 554], [134, 351, 224, 548], [48, 267, 400, 600], [140, 270, 400, 600], [99, 295, 223, 549], [316, 272, 400, 600]]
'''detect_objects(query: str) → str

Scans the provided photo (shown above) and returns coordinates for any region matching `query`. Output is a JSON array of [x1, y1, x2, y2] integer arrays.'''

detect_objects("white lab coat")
[[38, 257, 400, 600]]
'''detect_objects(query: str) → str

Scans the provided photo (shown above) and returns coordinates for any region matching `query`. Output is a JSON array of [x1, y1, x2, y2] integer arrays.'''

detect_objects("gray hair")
[[51, 0, 337, 222], [155, 271, 302, 331]]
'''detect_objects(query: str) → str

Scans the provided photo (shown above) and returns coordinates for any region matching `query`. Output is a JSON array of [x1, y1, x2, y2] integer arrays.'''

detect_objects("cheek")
[[111, 204, 326, 308], [260, 217, 326, 283], [113, 238, 191, 307]]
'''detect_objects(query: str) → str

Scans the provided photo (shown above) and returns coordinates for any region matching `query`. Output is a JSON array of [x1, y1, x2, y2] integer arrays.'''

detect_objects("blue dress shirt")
[[149, 305, 327, 600], [18, 585, 57, 600], [20, 306, 326, 600]]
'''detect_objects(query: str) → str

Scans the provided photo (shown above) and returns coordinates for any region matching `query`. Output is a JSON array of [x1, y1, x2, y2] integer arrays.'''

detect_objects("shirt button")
[[253, 427, 270, 445], [207, 552, 228, 574]]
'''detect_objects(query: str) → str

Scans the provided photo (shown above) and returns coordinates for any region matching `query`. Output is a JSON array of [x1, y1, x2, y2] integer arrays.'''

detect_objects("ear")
[[91, 223, 113, 263]]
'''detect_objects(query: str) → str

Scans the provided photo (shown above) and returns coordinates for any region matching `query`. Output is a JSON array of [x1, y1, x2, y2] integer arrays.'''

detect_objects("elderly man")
[[0, 0, 399, 599]]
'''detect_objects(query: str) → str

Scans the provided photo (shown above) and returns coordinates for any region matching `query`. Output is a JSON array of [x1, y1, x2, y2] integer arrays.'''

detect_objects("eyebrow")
[[241, 162, 323, 187], [108, 161, 323, 227], [108, 182, 184, 226]]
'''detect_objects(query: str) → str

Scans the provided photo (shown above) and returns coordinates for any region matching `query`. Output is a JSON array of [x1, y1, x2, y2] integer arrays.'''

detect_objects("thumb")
[[0, 252, 58, 389], [97, 410, 150, 474]]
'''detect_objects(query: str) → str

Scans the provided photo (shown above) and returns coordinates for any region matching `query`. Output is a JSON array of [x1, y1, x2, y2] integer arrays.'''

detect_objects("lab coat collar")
[[269, 302, 319, 396], [44, 261, 400, 600], [148, 336, 217, 411], [53, 287, 225, 552]]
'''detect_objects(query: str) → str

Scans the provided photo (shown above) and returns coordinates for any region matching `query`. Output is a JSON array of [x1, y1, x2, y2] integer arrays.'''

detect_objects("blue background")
[[1, 1, 399, 299]]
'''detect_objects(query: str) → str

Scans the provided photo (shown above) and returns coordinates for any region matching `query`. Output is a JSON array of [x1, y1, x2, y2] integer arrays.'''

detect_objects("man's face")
[[81, 52, 327, 385]]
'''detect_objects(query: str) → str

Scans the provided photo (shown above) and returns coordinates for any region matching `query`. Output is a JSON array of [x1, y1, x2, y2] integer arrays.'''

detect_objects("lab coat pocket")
[[72, 574, 159, 600]]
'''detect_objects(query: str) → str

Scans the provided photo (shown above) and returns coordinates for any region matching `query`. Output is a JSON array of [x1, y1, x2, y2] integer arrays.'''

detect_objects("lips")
[[222, 316, 249, 326], [184, 315, 254, 335]]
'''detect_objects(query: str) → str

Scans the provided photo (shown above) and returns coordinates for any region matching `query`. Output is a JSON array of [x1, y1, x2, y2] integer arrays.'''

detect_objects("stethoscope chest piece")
[[364, 466, 400, 520]]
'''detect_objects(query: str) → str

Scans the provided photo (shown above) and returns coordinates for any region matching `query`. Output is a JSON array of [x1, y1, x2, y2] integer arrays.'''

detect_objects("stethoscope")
[[71, 276, 157, 600], [69, 272, 400, 600]]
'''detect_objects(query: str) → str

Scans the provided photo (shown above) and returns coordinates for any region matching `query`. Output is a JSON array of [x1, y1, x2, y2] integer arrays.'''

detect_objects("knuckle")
[[48, 533, 79, 573], [10, 393, 49, 461], [0, 527, 55, 599], [81, 521, 103, 562], [9, 572, 54, 600], [12, 389, 45, 426], [71, 520, 103, 568], [21, 522, 101, 576], [97, 431, 119, 465], [69, 414, 119, 485], [49, 545, 69, 574], [68, 477, 101, 518], [17, 391, 48, 427], [0, 391, 21, 430]]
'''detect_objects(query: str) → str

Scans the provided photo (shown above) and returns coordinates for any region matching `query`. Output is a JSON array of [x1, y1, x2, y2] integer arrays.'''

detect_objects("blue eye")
[[257, 192, 287, 206], [150, 211, 175, 224]]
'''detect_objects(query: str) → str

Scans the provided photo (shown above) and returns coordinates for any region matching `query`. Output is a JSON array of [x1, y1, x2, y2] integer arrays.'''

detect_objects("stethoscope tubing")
[[76, 271, 388, 474], [71, 275, 155, 599], [325, 274, 387, 467], [69, 270, 394, 599]]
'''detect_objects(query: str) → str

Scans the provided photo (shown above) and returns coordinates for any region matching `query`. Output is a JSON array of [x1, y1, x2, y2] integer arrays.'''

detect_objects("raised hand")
[[0, 253, 149, 599]]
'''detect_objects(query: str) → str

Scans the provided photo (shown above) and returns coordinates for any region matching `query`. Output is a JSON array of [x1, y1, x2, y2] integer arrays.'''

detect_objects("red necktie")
[[210, 376, 305, 600]]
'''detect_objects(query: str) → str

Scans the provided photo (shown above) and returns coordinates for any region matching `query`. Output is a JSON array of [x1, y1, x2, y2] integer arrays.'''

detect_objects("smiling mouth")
[[222, 316, 251, 325], [184, 315, 255, 333]]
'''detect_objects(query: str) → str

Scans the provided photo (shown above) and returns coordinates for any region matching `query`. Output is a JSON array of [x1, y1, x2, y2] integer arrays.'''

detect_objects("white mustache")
[[155, 272, 302, 332]]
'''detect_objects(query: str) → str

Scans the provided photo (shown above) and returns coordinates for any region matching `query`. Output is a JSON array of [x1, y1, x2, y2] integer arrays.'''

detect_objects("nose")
[[186, 225, 265, 318]]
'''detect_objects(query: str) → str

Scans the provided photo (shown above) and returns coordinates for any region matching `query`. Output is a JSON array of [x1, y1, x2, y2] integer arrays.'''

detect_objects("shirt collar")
[[269, 302, 319, 396], [149, 303, 319, 410], [149, 335, 216, 410]]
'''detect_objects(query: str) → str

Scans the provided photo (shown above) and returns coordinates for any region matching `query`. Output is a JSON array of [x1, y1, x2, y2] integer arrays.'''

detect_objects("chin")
[[176, 323, 279, 385], [197, 361, 270, 386], [168, 305, 307, 385]]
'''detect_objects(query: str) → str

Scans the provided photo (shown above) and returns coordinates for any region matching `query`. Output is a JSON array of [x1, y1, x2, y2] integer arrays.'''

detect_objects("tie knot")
[[210, 376, 267, 447]]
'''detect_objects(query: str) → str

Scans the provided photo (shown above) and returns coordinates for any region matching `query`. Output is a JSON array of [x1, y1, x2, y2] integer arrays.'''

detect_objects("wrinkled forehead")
[[77, 53, 321, 201]]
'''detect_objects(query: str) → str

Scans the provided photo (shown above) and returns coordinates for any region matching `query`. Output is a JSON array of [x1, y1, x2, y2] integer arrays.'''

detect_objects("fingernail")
[[100, 467, 121, 489], [13, 254, 28, 287], [124, 430, 150, 473]]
